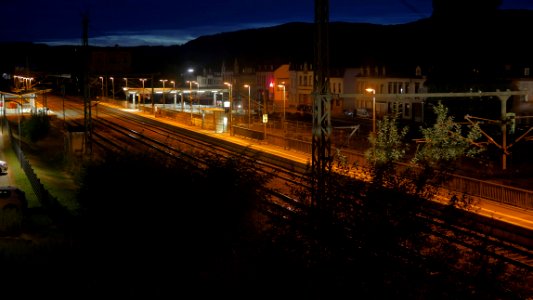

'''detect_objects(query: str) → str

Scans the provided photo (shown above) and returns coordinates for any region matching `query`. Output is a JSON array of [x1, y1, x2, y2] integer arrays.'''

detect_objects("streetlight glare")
[[110, 77, 115, 100], [365, 87, 376, 134], [139, 78, 147, 106], [244, 84, 251, 127], [278, 83, 287, 142], [99, 76, 104, 99], [224, 82, 233, 135]]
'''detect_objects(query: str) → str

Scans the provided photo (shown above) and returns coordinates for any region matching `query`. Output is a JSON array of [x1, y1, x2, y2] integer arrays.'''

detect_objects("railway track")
[[51, 97, 533, 272], [264, 187, 533, 271], [62, 101, 309, 191]]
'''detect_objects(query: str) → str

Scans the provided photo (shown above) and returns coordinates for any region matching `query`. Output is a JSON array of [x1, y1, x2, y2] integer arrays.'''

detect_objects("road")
[[0, 128, 17, 187]]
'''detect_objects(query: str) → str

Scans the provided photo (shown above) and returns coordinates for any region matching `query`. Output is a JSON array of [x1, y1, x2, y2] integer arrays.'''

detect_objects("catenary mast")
[[311, 0, 332, 209], [82, 13, 92, 156]]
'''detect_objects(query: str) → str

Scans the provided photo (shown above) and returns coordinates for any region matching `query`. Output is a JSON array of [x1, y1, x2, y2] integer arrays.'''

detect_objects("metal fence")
[[7, 120, 71, 222], [336, 147, 533, 210], [242, 128, 533, 210]]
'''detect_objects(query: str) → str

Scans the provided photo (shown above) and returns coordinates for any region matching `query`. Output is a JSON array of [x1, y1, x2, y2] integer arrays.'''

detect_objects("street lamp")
[[139, 78, 147, 106], [186, 80, 194, 120], [194, 81, 199, 109], [170, 80, 176, 107], [244, 84, 251, 127], [109, 77, 115, 100], [180, 92, 184, 112], [224, 82, 233, 135], [160, 79, 168, 105], [269, 81, 274, 114], [278, 83, 286, 132], [365, 88, 376, 134], [99, 76, 104, 99], [6, 100, 23, 166], [123, 78, 128, 100]]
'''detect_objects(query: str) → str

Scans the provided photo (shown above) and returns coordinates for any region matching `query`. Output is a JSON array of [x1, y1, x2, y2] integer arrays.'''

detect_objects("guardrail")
[[245, 131, 533, 210], [442, 174, 533, 209], [337, 147, 533, 210]]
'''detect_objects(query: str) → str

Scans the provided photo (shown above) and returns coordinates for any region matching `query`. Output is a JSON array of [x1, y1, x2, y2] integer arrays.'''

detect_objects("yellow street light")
[[244, 84, 251, 127], [123, 78, 128, 100], [160, 79, 168, 105], [99, 76, 104, 99], [170, 80, 176, 107], [139, 78, 147, 105], [278, 83, 286, 132], [186, 80, 194, 120], [109, 77, 115, 100], [192, 81, 199, 110], [365, 87, 376, 134], [224, 82, 233, 135]]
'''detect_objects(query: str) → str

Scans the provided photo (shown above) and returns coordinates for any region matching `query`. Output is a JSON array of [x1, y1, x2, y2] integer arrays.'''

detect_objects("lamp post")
[[269, 81, 274, 114], [170, 80, 176, 107], [186, 68, 195, 110], [194, 81, 199, 109], [187, 80, 193, 120], [139, 78, 146, 106], [365, 88, 376, 134], [224, 82, 233, 135], [160, 79, 168, 105], [278, 83, 286, 131], [244, 84, 251, 127], [180, 92, 184, 112], [7, 100, 23, 166], [110, 77, 115, 100], [123, 78, 128, 100], [17, 101, 21, 166], [99, 76, 104, 99]]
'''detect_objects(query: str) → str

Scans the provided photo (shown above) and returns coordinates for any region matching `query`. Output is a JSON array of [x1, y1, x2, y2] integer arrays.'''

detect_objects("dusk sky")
[[1, 0, 531, 47]]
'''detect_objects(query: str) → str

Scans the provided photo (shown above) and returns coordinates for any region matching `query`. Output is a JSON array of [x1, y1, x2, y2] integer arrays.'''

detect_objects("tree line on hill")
[[1, 6, 532, 94]]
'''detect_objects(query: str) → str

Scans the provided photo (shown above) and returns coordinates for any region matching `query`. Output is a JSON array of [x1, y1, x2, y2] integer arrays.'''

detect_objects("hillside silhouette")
[[0, 7, 531, 90]]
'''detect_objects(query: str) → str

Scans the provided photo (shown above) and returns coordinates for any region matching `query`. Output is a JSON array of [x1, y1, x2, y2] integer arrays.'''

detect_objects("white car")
[[0, 160, 7, 174]]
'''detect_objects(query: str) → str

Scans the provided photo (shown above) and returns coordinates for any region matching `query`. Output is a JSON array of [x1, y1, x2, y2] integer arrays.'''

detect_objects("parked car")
[[356, 108, 370, 118], [297, 104, 312, 114], [0, 186, 27, 211], [0, 160, 7, 174]]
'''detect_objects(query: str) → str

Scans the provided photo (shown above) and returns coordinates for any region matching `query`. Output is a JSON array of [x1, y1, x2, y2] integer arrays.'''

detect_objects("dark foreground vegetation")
[[0, 112, 531, 299]]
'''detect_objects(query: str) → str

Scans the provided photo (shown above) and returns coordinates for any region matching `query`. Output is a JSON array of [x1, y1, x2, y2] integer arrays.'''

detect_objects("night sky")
[[1, 0, 531, 46]]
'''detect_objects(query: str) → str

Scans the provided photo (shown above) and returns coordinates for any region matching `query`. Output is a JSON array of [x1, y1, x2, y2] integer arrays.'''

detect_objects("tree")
[[412, 102, 483, 181], [364, 113, 410, 189], [21, 112, 51, 142], [364, 102, 484, 199]]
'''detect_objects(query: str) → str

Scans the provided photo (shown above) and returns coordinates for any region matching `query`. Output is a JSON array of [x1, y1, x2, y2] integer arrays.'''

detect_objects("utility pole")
[[82, 13, 92, 156], [311, 0, 332, 209], [463, 90, 531, 170]]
